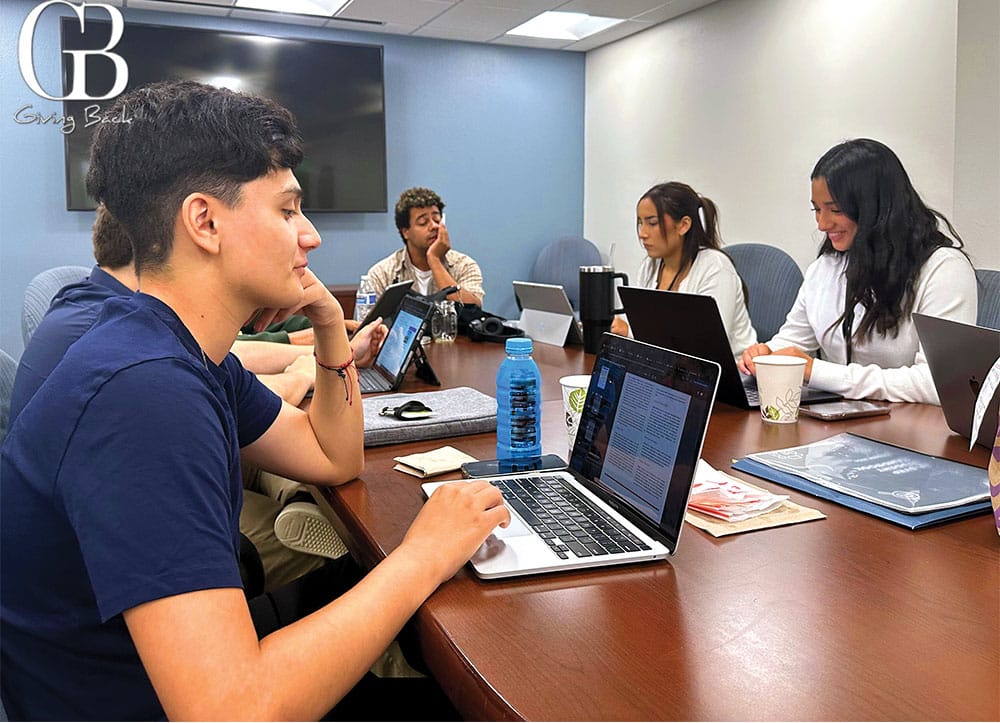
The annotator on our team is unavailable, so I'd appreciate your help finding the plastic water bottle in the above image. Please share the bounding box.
[496,337,542,459]
[354,275,377,323]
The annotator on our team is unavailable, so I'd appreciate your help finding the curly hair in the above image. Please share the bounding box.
[394,187,445,242]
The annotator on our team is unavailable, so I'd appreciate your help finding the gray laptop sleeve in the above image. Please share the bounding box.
[363,387,498,447]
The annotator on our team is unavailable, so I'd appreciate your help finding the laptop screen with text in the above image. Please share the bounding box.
[569,334,718,544]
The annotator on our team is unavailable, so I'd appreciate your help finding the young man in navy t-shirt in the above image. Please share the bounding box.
[0,80,509,720]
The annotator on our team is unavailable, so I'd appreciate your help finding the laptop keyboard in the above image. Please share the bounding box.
[492,475,651,559]
[358,368,390,393]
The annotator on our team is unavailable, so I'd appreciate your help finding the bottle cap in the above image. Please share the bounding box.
[505,337,532,354]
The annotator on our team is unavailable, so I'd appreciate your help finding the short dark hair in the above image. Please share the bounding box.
[394,187,445,243]
[85,80,303,274]
[92,204,133,269]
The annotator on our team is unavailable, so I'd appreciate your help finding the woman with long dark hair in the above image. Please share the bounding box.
[739,139,977,403]
[613,181,757,356]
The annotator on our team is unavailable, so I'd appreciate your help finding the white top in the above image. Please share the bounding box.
[768,246,977,404]
[635,248,758,356]
[412,267,434,296]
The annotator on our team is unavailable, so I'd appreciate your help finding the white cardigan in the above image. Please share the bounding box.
[635,248,758,356]
[768,246,977,404]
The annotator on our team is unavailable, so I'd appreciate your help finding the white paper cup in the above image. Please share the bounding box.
[754,355,807,423]
[559,374,591,449]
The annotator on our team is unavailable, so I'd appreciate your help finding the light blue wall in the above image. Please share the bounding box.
[0,1,585,358]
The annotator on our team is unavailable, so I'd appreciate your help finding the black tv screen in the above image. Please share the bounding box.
[61,19,387,213]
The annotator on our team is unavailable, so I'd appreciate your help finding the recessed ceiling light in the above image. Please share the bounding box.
[506,11,624,41]
[234,0,349,17]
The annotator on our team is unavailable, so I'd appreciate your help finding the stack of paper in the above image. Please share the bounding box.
[688,462,788,522]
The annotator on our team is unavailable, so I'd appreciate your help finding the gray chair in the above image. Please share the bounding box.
[725,243,804,343]
[530,236,603,311]
[1,348,17,445]
[975,268,1000,330]
[21,265,91,345]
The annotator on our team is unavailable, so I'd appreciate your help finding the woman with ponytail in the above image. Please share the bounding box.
[612,181,757,356]
[739,139,977,404]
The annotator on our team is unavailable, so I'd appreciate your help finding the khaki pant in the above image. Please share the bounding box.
[241,467,325,592]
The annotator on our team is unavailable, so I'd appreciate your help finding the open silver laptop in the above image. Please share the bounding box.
[619,286,841,410]
[358,294,433,394]
[423,333,720,579]
[513,280,584,347]
[913,312,1000,449]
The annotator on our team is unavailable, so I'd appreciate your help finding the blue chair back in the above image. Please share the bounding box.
[976,268,1000,330]
[21,265,91,345]
[725,243,803,343]
[530,236,603,311]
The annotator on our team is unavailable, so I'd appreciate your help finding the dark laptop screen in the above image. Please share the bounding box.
[570,334,719,543]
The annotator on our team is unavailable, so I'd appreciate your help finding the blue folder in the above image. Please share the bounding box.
[731,457,992,530]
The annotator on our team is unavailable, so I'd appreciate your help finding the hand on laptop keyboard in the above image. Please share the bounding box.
[402,480,511,582]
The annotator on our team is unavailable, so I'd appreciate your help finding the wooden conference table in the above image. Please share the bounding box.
[316,338,999,721]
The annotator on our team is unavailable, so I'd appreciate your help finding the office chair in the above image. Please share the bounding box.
[530,236,603,311]
[21,265,91,345]
[975,268,1000,330]
[1,348,17,446]
[725,243,803,343]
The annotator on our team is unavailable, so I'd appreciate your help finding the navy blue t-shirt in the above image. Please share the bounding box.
[0,293,281,720]
[10,265,133,422]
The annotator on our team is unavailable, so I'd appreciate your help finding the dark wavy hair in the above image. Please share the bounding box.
[639,181,725,290]
[91,204,133,269]
[86,80,303,275]
[812,139,968,342]
[394,187,445,243]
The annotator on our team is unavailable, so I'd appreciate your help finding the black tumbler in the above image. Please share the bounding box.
[579,265,628,354]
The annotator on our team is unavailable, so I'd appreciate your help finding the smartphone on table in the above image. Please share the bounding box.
[461,454,566,478]
[799,400,891,421]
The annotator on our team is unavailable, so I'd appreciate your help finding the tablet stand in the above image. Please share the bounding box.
[412,343,441,386]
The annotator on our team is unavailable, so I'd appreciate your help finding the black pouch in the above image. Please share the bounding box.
[457,304,524,343]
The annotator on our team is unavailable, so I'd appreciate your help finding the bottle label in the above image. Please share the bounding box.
[507,377,538,447]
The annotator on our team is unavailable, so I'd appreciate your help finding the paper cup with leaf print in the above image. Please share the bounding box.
[559,375,591,449]
[754,356,807,423]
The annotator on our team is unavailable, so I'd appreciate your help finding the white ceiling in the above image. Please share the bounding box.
[116,0,717,51]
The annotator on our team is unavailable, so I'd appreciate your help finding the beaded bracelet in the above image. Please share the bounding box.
[314,348,356,404]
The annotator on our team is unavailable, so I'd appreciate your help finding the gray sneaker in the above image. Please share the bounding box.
[274,501,349,560]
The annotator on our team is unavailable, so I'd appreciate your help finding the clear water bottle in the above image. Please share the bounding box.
[431,300,457,343]
[354,274,377,323]
[496,337,542,459]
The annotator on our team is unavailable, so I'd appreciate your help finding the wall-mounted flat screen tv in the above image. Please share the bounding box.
[61,19,387,213]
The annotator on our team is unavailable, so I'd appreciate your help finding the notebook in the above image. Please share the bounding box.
[358,294,433,395]
[913,312,1000,449]
[619,286,841,410]
[356,279,413,331]
[512,280,584,347]
[422,332,720,579]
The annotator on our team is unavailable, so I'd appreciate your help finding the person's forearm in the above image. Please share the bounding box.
[427,257,479,304]
[255,372,312,406]
[309,320,364,480]
[231,339,312,374]
[135,545,445,721]
[254,545,443,719]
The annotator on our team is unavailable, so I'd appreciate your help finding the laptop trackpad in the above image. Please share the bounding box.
[492,510,533,539]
